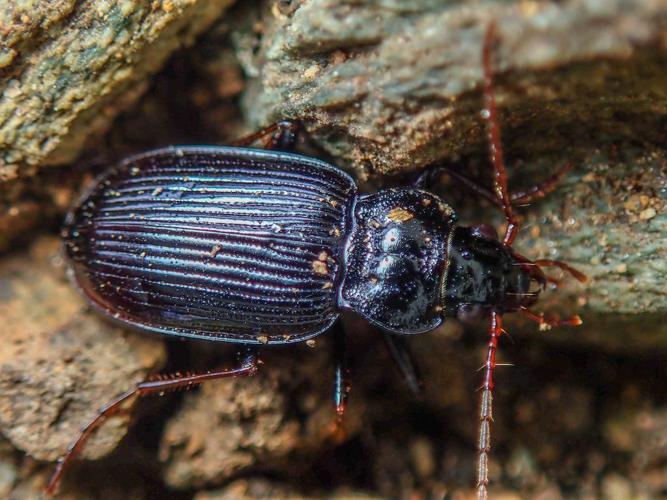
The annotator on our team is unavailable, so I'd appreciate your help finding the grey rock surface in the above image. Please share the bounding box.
[0,0,235,178]
[517,144,667,316]
[236,0,667,178]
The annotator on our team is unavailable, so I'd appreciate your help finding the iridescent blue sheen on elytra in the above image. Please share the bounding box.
[64,146,355,344]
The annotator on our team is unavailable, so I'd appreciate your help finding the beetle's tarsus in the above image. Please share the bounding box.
[332,323,351,422]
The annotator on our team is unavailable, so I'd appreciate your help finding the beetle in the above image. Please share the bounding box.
[47,24,586,498]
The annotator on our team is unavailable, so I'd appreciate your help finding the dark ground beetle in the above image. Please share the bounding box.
[47,25,586,498]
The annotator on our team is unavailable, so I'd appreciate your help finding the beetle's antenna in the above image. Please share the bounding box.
[533,259,589,283]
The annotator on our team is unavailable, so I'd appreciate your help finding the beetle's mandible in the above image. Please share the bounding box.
[46,24,586,498]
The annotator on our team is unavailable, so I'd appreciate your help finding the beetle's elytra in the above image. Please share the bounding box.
[47,24,585,499]
[65,147,355,344]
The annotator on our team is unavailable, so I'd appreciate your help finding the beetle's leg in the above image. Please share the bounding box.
[481,23,519,246]
[510,163,573,205]
[414,165,447,190]
[382,332,424,396]
[477,311,503,500]
[533,259,588,283]
[417,162,572,211]
[45,349,259,496]
[415,165,504,208]
[230,120,300,151]
[332,324,350,422]
[520,307,583,330]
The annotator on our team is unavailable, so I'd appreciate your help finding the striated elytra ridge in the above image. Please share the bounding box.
[64,146,460,344]
[64,147,356,344]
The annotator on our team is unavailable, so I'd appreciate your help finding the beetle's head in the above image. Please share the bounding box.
[442,224,543,322]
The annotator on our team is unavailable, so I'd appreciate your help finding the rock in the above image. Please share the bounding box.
[0,440,17,499]
[159,340,363,489]
[0,236,166,462]
[0,432,166,499]
[0,0,236,178]
[516,144,667,316]
[604,406,667,496]
[234,0,667,178]
[0,168,80,253]
[0,1,666,498]
[225,0,667,318]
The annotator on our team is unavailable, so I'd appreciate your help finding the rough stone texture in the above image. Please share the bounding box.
[604,407,667,495]
[0,166,79,253]
[2,0,666,313]
[352,326,667,499]
[516,144,667,316]
[226,0,667,316]
[159,341,364,489]
[0,0,235,177]
[235,0,667,178]
[0,433,171,499]
[0,236,166,461]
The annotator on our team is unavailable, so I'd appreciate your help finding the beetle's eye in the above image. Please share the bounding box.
[470,223,498,241]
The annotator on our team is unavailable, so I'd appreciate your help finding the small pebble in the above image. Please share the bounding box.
[638,207,656,221]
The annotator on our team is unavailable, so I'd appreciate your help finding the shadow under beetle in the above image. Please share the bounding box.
[48,24,587,498]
